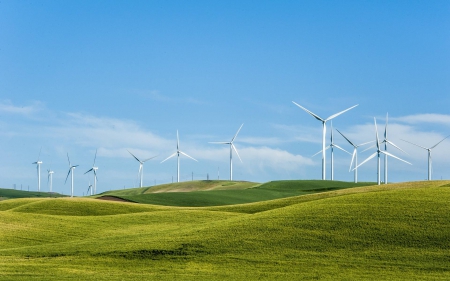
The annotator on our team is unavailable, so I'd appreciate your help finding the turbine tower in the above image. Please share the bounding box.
[380,113,406,184]
[209,124,244,181]
[65,153,79,197]
[292,101,358,180]
[84,149,99,194]
[336,129,372,183]
[127,150,157,188]
[32,148,43,191]
[47,169,54,192]
[401,135,449,181]
[312,121,351,180]
[354,118,411,185]
[161,130,197,182]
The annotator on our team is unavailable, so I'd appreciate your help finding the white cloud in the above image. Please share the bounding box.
[393,113,450,126]
[0,100,43,115]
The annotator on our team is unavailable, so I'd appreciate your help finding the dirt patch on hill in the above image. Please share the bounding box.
[97,196,135,203]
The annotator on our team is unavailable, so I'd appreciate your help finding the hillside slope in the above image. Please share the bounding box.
[0,180,448,280]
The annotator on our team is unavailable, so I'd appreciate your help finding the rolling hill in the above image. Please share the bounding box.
[98,180,375,207]
[0,180,449,280]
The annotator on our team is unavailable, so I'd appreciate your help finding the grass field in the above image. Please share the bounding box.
[0,180,449,280]
[0,188,66,201]
[99,180,375,206]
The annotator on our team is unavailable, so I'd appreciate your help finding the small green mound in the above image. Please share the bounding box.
[0,188,66,199]
[8,198,166,216]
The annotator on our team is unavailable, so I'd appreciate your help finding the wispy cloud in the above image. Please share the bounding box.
[0,100,43,115]
[393,114,450,126]
[138,90,206,105]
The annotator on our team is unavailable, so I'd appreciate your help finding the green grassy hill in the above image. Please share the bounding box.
[0,180,449,280]
[100,180,375,207]
[0,188,66,201]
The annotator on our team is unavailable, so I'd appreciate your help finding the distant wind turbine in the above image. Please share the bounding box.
[127,150,157,188]
[65,153,79,197]
[161,130,197,183]
[209,124,244,181]
[292,101,358,180]
[380,113,407,184]
[354,118,411,185]
[84,149,99,194]
[86,182,92,196]
[312,121,351,180]
[32,148,43,191]
[47,169,54,192]
[336,129,372,183]
[401,135,449,181]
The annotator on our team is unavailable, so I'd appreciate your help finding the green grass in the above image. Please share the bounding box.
[0,188,66,201]
[102,180,375,207]
[0,180,449,280]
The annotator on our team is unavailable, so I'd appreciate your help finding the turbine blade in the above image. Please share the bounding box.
[65,169,71,184]
[349,149,357,171]
[430,135,450,149]
[384,112,388,139]
[401,139,428,150]
[357,140,373,147]
[232,144,243,163]
[231,123,244,142]
[336,129,355,147]
[361,144,376,153]
[209,142,230,144]
[127,150,142,163]
[93,149,98,166]
[37,147,42,161]
[143,155,158,162]
[380,151,411,165]
[312,146,331,157]
[374,118,380,150]
[292,101,325,122]
[353,152,377,171]
[326,104,358,121]
[386,140,407,154]
[333,144,351,155]
[161,152,177,163]
[177,130,180,150]
[179,151,198,162]
[67,153,71,167]
[84,168,93,174]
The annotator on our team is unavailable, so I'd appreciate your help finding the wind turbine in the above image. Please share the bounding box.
[84,149,99,194]
[161,130,198,182]
[354,118,411,185]
[86,182,92,196]
[209,124,244,181]
[127,150,157,188]
[47,169,54,192]
[380,113,407,184]
[336,129,372,183]
[312,121,351,180]
[32,148,43,191]
[401,135,449,181]
[292,101,358,180]
[65,153,79,197]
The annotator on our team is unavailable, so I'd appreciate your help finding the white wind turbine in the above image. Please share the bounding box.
[161,130,198,183]
[47,169,54,192]
[65,153,79,197]
[32,148,43,191]
[127,150,157,188]
[335,129,372,183]
[380,113,407,184]
[354,118,411,185]
[312,121,351,180]
[209,124,244,181]
[84,149,99,194]
[86,182,93,196]
[401,135,449,181]
[292,101,358,180]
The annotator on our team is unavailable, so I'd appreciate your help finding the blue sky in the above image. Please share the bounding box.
[1,1,449,195]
